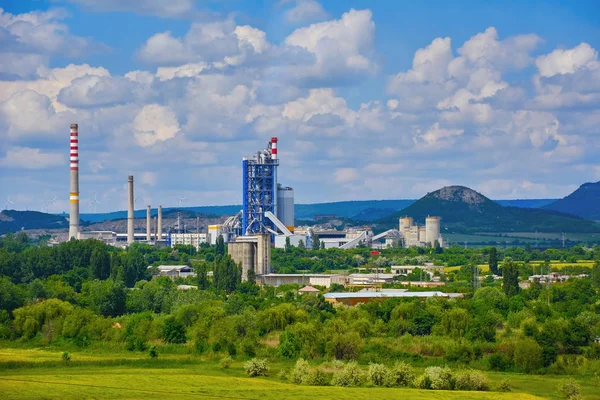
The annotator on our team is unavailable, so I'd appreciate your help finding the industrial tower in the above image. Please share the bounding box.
[242,137,279,235]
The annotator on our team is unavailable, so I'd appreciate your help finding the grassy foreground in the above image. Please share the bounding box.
[1,347,599,400]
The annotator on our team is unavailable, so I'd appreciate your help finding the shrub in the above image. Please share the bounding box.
[62,351,71,363]
[327,332,361,360]
[558,379,582,400]
[331,361,364,387]
[418,366,454,390]
[513,338,542,373]
[498,379,512,392]
[220,356,233,369]
[148,345,158,358]
[244,358,268,377]
[162,316,186,344]
[454,370,489,391]
[291,358,310,384]
[303,368,328,386]
[488,353,513,371]
[277,368,289,381]
[386,361,415,387]
[367,363,388,386]
[445,342,474,364]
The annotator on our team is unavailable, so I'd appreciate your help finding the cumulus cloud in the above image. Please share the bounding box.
[133,104,180,147]
[334,167,358,183]
[0,8,101,77]
[536,43,598,77]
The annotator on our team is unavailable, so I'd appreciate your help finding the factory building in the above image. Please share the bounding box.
[399,216,443,247]
[227,234,271,281]
[169,233,207,249]
[276,185,294,233]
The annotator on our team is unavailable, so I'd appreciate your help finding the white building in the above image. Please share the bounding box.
[169,233,207,249]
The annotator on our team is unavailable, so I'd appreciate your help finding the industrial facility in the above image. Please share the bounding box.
[399,216,443,247]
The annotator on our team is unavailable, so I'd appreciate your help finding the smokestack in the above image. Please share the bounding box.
[157,205,162,241]
[146,205,151,241]
[271,137,278,160]
[177,212,181,234]
[127,176,134,245]
[154,216,157,242]
[68,124,80,240]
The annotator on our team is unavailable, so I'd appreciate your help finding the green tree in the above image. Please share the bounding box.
[312,235,320,251]
[285,237,292,253]
[215,235,225,257]
[502,257,520,297]
[197,262,209,290]
[162,316,187,344]
[123,249,147,287]
[90,247,110,280]
[489,247,498,275]
[82,279,127,317]
[247,267,256,285]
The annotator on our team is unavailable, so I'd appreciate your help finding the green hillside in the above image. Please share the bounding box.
[544,181,600,221]
[0,210,68,235]
[376,186,600,234]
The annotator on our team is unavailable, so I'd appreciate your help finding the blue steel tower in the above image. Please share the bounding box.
[242,137,279,235]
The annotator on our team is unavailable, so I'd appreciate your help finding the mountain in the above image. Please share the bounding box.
[543,181,600,221]
[352,208,399,221]
[495,199,557,208]
[376,186,600,234]
[0,210,69,235]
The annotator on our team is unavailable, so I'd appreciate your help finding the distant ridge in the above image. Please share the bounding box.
[544,181,600,221]
[0,210,68,235]
[376,185,600,233]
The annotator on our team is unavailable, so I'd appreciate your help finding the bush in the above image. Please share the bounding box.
[278,368,289,381]
[304,368,328,386]
[454,370,489,391]
[220,356,233,369]
[291,358,310,384]
[558,379,582,400]
[148,345,158,358]
[367,363,388,386]
[513,338,542,373]
[498,379,512,392]
[244,358,268,377]
[62,351,71,363]
[418,366,454,390]
[386,361,415,387]
[445,342,474,364]
[162,316,186,344]
[331,361,364,387]
[488,353,513,371]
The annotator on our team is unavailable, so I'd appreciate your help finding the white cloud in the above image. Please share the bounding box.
[133,104,180,147]
[414,122,463,149]
[285,0,328,24]
[284,9,377,82]
[1,146,64,169]
[334,167,358,183]
[536,43,598,77]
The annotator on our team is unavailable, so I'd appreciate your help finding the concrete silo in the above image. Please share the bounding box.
[425,216,441,246]
[399,217,413,233]
[419,227,427,243]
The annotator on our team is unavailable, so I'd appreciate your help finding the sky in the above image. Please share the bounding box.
[0,0,599,213]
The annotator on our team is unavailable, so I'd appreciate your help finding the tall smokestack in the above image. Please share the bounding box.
[127,176,134,245]
[146,205,151,241]
[157,205,163,242]
[68,124,80,240]
[271,137,278,160]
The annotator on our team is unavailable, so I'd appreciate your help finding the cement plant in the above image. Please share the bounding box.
[64,123,445,283]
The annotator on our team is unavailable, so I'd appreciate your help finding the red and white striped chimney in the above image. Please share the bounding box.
[68,123,80,240]
[271,136,278,160]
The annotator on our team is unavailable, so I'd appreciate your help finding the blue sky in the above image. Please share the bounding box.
[0,0,599,213]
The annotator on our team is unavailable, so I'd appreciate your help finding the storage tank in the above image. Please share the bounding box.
[425,216,441,246]
[399,217,413,233]
[208,224,222,245]
[418,227,427,243]
[276,185,294,233]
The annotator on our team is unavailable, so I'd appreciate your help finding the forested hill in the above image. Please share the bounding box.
[376,186,600,233]
[0,210,68,235]
[543,181,600,221]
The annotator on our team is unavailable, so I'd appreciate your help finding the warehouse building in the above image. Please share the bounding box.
[324,291,463,306]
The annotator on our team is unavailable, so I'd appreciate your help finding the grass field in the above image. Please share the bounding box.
[444,232,600,247]
[444,260,596,273]
[1,347,599,400]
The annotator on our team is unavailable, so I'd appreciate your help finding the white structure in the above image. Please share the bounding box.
[261,273,346,288]
[153,265,195,278]
[425,216,441,246]
[78,231,117,245]
[348,273,397,285]
[170,233,207,249]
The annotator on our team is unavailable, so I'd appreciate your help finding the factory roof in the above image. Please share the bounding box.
[262,273,343,277]
[153,265,192,272]
[323,291,463,299]
[299,286,321,293]
[349,273,397,279]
